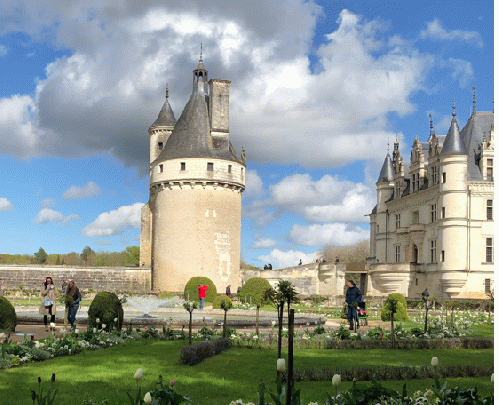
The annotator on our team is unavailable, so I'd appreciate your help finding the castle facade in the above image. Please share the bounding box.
[140,57,246,292]
[367,103,494,299]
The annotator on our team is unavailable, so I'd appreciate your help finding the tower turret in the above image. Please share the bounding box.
[148,84,176,164]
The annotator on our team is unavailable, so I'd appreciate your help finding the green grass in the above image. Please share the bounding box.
[0,340,493,405]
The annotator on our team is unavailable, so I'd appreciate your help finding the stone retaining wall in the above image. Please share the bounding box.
[0,265,151,292]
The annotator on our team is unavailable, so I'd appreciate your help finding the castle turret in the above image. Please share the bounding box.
[438,102,468,296]
[145,56,245,292]
[148,84,176,164]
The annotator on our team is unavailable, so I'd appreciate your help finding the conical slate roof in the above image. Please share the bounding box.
[441,105,466,156]
[150,99,176,128]
[377,153,395,183]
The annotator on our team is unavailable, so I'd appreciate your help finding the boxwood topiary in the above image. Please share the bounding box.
[0,296,16,332]
[212,295,233,310]
[183,277,217,303]
[88,292,124,331]
[381,293,409,321]
[239,277,272,307]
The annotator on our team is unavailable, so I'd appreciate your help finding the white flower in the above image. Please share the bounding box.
[74,329,79,334]
[144,392,152,404]
[134,368,143,381]
[332,374,341,387]
[0,333,5,339]
[271,321,276,326]
[93,328,97,333]
[102,324,106,329]
[114,318,118,322]
[61,328,66,334]
[431,357,439,366]
[96,318,100,323]
[277,358,286,372]
[34,341,40,349]
[50,322,56,328]
[253,335,259,340]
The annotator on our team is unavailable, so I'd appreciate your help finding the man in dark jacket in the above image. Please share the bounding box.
[345,280,363,330]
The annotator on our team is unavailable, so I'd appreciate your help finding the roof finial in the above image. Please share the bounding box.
[452,100,456,117]
[165,83,169,99]
[200,42,203,62]
[387,136,390,153]
[429,113,434,134]
[472,87,476,114]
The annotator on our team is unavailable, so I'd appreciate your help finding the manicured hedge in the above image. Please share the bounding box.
[239,277,271,306]
[183,277,217,303]
[0,296,16,332]
[179,338,231,366]
[212,295,233,310]
[381,293,409,321]
[88,292,124,331]
[323,337,494,350]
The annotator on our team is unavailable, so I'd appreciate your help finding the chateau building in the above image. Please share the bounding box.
[367,102,494,299]
[140,57,246,292]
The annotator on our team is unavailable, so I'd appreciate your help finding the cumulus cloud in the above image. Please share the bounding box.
[0,197,14,211]
[0,4,434,173]
[81,202,143,237]
[34,198,79,224]
[40,198,56,209]
[63,181,102,200]
[244,170,264,199]
[252,237,277,249]
[288,223,370,247]
[443,58,474,88]
[0,45,7,57]
[258,249,319,268]
[420,19,483,47]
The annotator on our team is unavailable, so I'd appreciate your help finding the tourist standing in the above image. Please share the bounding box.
[198,284,209,309]
[345,280,362,330]
[39,277,57,332]
[65,280,82,332]
[225,285,231,298]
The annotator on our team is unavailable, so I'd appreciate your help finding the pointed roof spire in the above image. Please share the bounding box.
[441,101,467,156]
[429,113,434,136]
[195,42,206,72]
[150,82,176,128]
[377,153,395,183]
[472,87,476,114]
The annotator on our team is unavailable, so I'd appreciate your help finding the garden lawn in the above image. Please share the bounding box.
[0,340,493,405]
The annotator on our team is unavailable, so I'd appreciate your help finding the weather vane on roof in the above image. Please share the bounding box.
[472,87,476,114]
[200,43,203,61]
[165,83,169,99]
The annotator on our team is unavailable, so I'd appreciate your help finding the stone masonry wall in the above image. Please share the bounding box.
[0,265,151,292]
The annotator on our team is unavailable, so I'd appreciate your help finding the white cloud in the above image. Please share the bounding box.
[288,223,370,247]
[0,45,7,57]
[33,208,64,224]
[258,249,319,268]
[252,237,277,249]
[81,202,143,237]
[63,214,80,225]
[0,198,14,211]
[0,5,433,173]
[444,58,474,88]
[40,198,56,209]
[63,181,102,200]
[420,19,483,47]
[244,170,264,199]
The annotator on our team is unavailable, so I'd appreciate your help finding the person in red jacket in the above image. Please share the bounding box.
[198,284,209,309]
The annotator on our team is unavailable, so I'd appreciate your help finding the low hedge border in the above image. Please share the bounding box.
[179,338,231,366]
[289,364,494,382]
[323,337,493,350]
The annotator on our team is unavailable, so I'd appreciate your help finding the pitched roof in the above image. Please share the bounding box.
[150,99,176,128]
[377,154,395,183]
[441,106,466,156]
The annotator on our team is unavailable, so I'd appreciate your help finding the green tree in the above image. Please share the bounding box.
[125,246,140,265]
[240,277,272,334]
[81,246,95,266]
[33,248,48,264]
[55,254,61,265]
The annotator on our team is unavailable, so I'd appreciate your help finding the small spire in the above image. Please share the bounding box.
[200,42,203,62]
[429,113,434,135]
[165,83,169,99]
[452,100,456,117]
[387,136,390,153]
[472,87,476,114]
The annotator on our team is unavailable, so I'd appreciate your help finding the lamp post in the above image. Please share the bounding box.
[286,309,294,405]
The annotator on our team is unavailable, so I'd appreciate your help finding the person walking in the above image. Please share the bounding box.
[39,277,57,332]
[345,280,363,330]
[225,285,231,298]
[198,284,209,309]
[65,280,82,332]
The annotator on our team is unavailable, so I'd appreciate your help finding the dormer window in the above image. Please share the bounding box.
[207,162,214,171]
[180,162,186,171]
[159,164,163,173]
[158,142,163,150]
[228,165,232,173]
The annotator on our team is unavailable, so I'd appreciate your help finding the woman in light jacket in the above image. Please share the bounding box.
[39,277,57,331]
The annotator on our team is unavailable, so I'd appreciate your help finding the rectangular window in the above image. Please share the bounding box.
[159,164,163,173]
[430,240,437,263]
[441,207,445,219]
[430,204,437,223]
[487,167,493,181]
[158,142,163,150]
[395,245,400,263]
[412,211,419,224]
[432,166,438,184]
[180,162,186,171]
[415,278,419,286]
[486,238,493,263]
[411,174,416,192]
[442,172,446,183]
[228,165,232,173]
[395,214,400,229]
[485,279,491,294]
[487,200,493,220]
[207,162,214,171]
[441,250,445,262]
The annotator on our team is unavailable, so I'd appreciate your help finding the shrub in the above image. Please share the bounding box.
[183,277,217,303]
[381,293,409,321]
[179,338,231,366]
[88,292,124,331]
[158,292,175,299]
[0,296,16,332]
[213,295,233,310]
[239,277,272,307]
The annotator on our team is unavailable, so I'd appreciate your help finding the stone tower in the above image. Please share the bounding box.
[140,56,246,293]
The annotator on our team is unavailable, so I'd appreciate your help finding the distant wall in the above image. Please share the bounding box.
[0,265,151,292]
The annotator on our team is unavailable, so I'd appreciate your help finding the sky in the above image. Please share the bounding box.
[0,0,494,268]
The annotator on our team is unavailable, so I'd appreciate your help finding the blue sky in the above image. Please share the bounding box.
[0,0,494,268]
